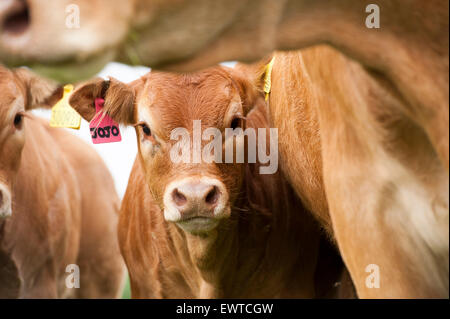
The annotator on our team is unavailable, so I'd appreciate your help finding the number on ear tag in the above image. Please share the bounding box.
[89,98,122,144]
[50,84,81,129]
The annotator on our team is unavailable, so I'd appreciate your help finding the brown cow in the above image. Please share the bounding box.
[0,65,125,298]
[68,67,354,298]
[1,1,447,112]
[239,46,449,298]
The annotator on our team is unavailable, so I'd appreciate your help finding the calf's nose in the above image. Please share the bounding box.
[164,177,228,221]
[172,182,220,217]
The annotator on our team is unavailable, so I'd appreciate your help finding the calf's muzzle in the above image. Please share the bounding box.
[163,176,230,233]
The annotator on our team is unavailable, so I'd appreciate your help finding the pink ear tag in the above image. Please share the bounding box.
[89,98,122,144]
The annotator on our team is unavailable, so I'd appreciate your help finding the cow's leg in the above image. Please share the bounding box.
[74,251,125,299]
[19,265,59,298]
[321,145,448,298]
[0,250,21,298]
[307,46,449,298]
[74,198,125,298]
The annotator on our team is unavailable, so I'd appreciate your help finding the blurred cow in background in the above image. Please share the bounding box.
[1,1,448,139]
[0,0,446,170]
[0,65,125,298]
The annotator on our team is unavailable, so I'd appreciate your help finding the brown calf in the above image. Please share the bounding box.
[69,67,353,298]
[0,66,125,298]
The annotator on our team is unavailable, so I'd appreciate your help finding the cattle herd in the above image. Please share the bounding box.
[0,0,448,299]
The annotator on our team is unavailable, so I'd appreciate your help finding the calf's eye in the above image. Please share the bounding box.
[230,117,243,130]
[142,124,152,136]
[14,113,24,129]
[135,122,157,145]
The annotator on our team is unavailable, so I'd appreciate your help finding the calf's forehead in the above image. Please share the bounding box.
[138,69,237,135]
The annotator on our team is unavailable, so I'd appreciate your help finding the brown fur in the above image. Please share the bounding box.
[70,67,354,298]
[255,47,449,298]
[0,66,125,298]
[1,0,446,299]
[1,1,447,168]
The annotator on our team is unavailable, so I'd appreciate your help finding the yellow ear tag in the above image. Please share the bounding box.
[49,84,81,130]
[263,57,275,101]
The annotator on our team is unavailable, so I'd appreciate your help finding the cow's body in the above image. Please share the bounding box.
[265,46,449,298]
[0,116,125,298]
[0,66,125,298]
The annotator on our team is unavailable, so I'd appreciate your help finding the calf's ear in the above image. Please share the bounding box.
[230,54,273,114]
[14,68,64,110]
[69,77,136,125]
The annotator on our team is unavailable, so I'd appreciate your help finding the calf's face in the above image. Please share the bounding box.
[0,66,62,218]
[70,67,261,234]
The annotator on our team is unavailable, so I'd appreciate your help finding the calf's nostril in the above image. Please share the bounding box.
[2,0,30,36]
[172,188,187,207]
[205,186,219,206]
[0,191,3,207]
